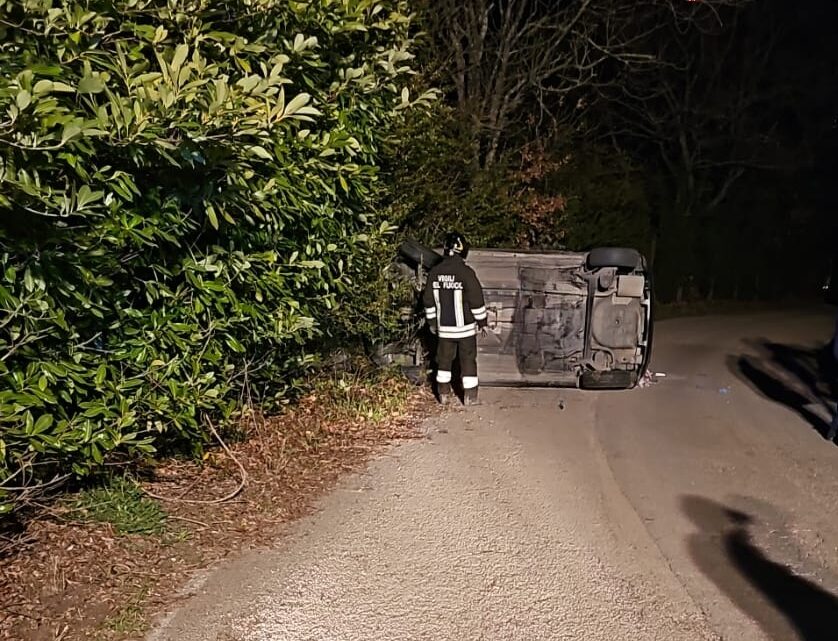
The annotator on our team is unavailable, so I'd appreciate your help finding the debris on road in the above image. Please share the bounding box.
[636,371,675,388]
[637,371,666,388]
[637,372,655,388]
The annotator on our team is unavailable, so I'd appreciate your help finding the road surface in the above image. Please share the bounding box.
[148,310,838,641]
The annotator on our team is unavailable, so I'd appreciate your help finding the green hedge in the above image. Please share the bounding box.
[0,0,433,513]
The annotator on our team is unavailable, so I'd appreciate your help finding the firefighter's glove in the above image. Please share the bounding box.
[428,320,438,335]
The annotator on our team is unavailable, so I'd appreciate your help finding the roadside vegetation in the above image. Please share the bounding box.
[0,0,432,516]
[1,363,426,640]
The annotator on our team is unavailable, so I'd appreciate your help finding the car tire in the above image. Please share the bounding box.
[587,247,641,271]
[398,239,443,269]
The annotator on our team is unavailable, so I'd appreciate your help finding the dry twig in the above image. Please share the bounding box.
[142,419,247,505]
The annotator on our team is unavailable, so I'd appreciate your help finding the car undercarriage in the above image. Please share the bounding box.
[377,240,654,390]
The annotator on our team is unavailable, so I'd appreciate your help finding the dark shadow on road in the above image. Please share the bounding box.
[727,338,836,441]
[683,495,838,641]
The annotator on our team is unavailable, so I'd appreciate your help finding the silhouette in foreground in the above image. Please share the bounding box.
[728,339,836,442]
[682,495,838,641]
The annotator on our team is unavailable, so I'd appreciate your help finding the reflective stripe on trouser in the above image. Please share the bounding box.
[436,370,452,384]
[462,376,478,389]
[435,335,478,384]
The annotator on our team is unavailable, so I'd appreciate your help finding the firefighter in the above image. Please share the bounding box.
[422,231,488,405]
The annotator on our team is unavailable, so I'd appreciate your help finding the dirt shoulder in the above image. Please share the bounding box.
[0,372,433,641]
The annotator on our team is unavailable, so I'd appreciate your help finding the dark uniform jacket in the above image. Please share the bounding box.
[422,254,487,339]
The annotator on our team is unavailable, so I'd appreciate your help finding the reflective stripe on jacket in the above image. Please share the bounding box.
[422,254,487,339]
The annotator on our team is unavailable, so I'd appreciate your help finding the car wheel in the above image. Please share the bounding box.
[398,239,443,270]
[586,247,641,271]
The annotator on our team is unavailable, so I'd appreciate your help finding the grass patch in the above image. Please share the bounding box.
[69,477,167,536]
[161,527,191,546]
[97,582,152,639]
[312,365,416,424]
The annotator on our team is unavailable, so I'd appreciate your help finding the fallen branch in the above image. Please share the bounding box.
[167,515,209,528]
[142,419,247,505]
[0,473,72,493]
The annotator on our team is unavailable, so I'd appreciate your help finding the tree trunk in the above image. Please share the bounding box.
[648,230,658,268]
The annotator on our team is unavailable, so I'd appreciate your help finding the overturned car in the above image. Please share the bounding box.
[380,240,654,390]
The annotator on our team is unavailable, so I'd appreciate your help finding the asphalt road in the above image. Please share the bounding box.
[148,310,838,641]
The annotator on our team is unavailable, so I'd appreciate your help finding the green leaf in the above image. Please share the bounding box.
[89,443,103,464]
[291,105,322,118]
[78,75,106,94]
[61,122,82,144]
[32,414,54,435]
[52,81,76,93]
[33,80,54,95]
[225,337,245,353]
[153,25,168,44]
[16,90,31,110]
[171,44,189,73]
[283,92,311,117]
[95,364,107,386]
[77,185,104,209]
[276,87,285,115]
[236,75,261,93]
[206,203,219,230]
[249,145,273,160]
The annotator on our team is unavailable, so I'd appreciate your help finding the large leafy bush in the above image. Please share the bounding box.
[0,0,431,512]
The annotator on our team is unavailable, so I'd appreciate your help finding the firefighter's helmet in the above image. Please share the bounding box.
[443,231,470,259]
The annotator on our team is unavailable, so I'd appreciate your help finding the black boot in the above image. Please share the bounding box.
[438,382,452,405]
[463,386,480,406]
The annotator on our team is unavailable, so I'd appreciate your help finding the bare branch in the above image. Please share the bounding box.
[424,0,752,167]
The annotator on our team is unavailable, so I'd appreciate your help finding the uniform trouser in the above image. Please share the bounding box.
[436,335,478,390]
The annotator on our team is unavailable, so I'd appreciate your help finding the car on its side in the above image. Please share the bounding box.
[378,240,654,390]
